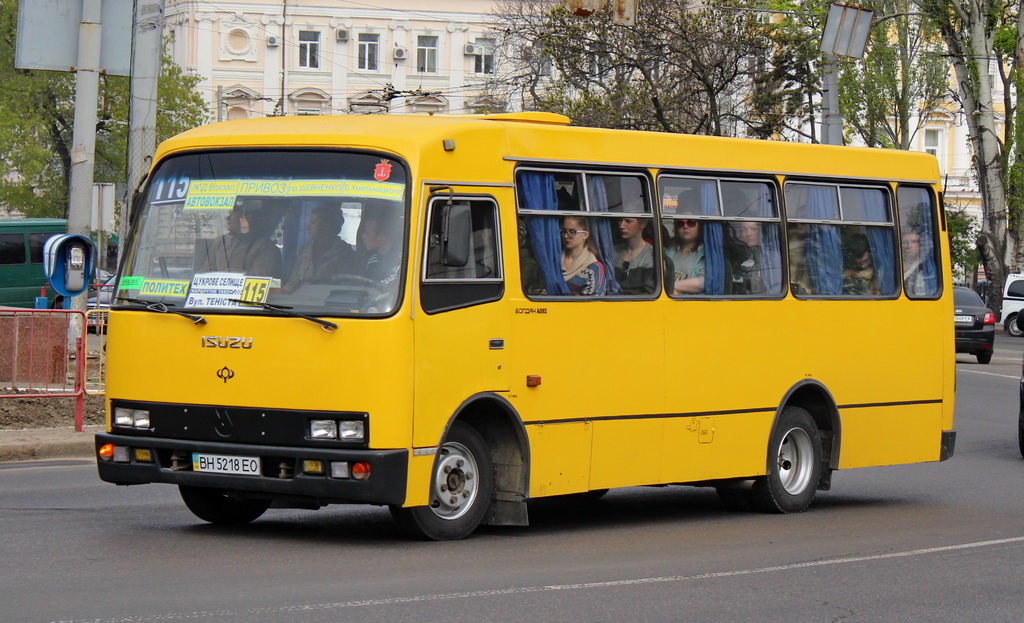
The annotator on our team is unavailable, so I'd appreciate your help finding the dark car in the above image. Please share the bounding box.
[954,286,995,364]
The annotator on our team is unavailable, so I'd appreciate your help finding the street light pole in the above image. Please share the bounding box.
[818,3,875,146]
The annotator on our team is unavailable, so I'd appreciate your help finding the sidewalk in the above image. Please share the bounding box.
[0,426,100,463]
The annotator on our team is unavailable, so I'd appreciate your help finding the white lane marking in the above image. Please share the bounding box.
[957,368,1019,380]
[50,535,1024,622]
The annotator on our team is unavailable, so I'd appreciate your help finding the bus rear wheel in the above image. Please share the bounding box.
[750,407,821,514]
[390,422,493,541]
[178,485,271,525]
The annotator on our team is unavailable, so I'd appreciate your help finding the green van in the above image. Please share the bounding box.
[0,219,68,307]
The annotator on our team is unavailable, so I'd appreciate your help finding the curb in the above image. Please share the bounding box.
[0,426,101,463]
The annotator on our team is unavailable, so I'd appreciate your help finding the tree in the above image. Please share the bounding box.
[0,1,209,219]
[912,0,1010,303]
[838,0,950,150]
[494,0,772,136]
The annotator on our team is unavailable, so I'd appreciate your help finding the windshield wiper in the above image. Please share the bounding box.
[227,299,337,332]
[118,297,207,325]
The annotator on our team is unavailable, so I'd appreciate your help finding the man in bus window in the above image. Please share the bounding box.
[282,205,357,293]
[359,206,401,290]
[842,235,878,296]
[902,230,927,296]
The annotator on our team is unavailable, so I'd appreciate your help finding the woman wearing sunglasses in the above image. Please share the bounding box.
[560,215,607,295]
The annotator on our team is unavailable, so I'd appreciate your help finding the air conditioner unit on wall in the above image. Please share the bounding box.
[266,35,279,47]
[394,46,407,60]
[464,44,477,55]
[336,29,349,42]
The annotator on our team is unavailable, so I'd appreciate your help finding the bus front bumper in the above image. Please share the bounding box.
[95,433,408,506]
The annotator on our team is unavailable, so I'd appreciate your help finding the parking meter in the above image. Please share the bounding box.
[43,234,96,298]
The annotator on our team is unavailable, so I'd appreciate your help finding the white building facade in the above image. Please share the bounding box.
[165,0,510,119]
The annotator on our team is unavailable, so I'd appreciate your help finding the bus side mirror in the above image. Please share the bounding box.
[43,234,97,297]
[441,203,471,267]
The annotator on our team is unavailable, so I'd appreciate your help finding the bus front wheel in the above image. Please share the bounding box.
[390,422,493,541]
[750,407,821,514]
[178,485,271,525]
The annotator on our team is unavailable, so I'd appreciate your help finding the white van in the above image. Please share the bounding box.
[1001,273,1024,336]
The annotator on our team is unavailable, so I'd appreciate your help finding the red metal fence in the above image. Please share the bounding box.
[0,308,88,431]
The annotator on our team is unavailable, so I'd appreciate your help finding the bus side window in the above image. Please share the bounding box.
[421,198,502,314]
[0,234,26,265]
[897,186,941,298]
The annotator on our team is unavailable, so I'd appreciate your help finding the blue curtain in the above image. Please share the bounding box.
[804,186,843,295]
[858,189,897,295]
[518,172,569,295]
[700,181,725,295]
[755,186,783,295]
[586,177,621,295]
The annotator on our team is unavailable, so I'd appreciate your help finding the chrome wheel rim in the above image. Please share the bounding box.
[429,442,479,520]
[775,426,814,495]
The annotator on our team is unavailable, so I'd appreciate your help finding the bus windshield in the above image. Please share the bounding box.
[119,150,407,317]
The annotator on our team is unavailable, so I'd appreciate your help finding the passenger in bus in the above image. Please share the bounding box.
[560,215,606,295]
[669,219,705,294]
[902,230,927,296]
[359,208,401,290]
[282,205,358,293]
[729,221,767,295]
[842,235,878,296]
[613,217,655,294]
[198,202,283,278]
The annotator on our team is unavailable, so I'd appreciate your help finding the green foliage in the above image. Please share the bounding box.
[945,206,979,278]
[0,1,209,218]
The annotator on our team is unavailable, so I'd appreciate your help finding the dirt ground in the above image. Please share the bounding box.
[0,393,105,430]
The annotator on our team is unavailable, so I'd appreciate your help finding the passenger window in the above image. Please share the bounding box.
[28,233,50,264]
[0,234,25,265]
[897,186,941,299]
[785,183,897,297]
[421,196,502,314]
[516,169,656,297]
[660,176,783,297]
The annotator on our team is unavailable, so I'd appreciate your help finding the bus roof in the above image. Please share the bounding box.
[155,114,940,184]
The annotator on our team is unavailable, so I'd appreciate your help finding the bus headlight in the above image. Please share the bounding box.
[339,420,365,441]
[114,407,150,429]
[310,420,338,439]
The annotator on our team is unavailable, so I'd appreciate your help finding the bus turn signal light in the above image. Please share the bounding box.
[98,444,115,460]
[526,375,541,387]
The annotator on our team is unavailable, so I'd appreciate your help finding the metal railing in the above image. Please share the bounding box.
[0,308,88,431]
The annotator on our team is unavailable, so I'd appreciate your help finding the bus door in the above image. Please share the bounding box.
[413,191,508,447]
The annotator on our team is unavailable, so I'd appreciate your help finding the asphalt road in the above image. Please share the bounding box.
[2,336,1023,623]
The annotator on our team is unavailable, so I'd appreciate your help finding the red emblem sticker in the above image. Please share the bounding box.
[374,159,393,182]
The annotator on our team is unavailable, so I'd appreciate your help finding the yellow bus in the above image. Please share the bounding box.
[95,113,954,540]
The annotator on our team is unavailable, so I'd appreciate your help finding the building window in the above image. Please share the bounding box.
[417,35,438,73]
[924,129,939,158]
[473,38,495,74]
[299,30,320,69]
[358,33,379,71]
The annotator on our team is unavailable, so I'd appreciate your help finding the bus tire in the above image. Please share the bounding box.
[750,407,821,514]
[178,485,271,525]
[1006,314,1024,337]
[390,422,493,541]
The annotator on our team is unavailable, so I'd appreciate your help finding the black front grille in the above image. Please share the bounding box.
[111,400,369,449]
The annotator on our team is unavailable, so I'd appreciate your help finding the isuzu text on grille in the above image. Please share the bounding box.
[201,336,254,349]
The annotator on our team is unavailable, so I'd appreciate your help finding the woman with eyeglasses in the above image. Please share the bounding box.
[560,215,606,295]
[669,218,705,294]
